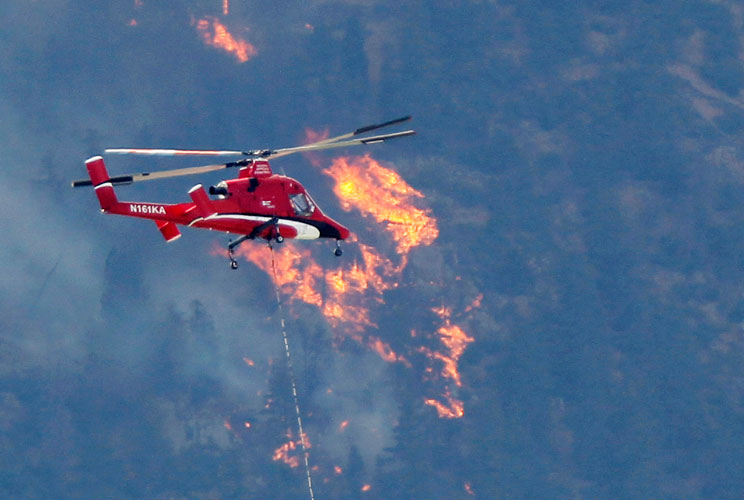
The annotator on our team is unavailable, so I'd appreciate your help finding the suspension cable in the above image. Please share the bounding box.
[270,245,316,500]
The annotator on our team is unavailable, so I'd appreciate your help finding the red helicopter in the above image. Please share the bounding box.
[73,116,415,269]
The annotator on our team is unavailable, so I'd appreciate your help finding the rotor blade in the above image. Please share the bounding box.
[71,175,134,188]
[269,129,416,159]
[354,115,411,136]
[309,115,412,147]
[71,160,247,188]
[104,116,412,158]
[105,148,247,157]
[73,118,414,187]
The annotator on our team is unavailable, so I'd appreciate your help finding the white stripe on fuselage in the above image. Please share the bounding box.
[189,214,321,240]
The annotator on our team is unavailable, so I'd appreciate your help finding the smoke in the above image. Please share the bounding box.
[1,1,482,495]
[312,350,400,473]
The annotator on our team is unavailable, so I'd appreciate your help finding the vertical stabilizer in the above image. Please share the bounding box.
[188,184,217,217]
[85,156,118,211]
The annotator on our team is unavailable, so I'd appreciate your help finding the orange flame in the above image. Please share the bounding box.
[338,420,349,432]
[464,293,483,313]
[425,390,465,419]
[419,305,474,418]
[420,323,474,387]
[236,242,412,367]
[368,336,410,366]
[237,244,323,308]
[465,482,475,495]
[272,429,310,468]
[228,150,474,418]
[195,16,256,63]
[334,465,343,475]
[361,484,372,492]
[223,0,229,16]
[325,154,438,255]
[432,305,451,319]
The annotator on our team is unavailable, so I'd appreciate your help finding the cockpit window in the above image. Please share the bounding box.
[290,192,315,216]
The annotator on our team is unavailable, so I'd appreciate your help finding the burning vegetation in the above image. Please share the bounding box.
[194,16,256,63]
[272,429,311,469]
[234,152,477,419]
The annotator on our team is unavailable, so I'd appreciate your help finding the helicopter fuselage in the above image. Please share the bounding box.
[86,156,350,244]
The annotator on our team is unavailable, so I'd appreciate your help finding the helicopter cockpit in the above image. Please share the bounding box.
[289,192,315,216]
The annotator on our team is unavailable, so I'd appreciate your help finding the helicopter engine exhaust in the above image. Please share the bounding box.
[209,184,229,197]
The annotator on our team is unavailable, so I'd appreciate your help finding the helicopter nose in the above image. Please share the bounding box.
[336,224,351,240]
[317,219,350,240]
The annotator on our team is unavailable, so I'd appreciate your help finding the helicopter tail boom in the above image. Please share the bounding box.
[83,157,185,244]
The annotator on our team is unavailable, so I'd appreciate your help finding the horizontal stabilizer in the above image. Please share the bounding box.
[156,220,181,242]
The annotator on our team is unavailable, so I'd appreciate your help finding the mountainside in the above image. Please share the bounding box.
[2,1,744,498]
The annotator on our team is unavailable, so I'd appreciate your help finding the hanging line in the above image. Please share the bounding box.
[270,245,316,500]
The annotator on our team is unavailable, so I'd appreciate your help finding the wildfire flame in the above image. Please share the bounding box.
[223,0,229,16]
[465,293,483,313]
[195,16,256,63]
[420,306,474,418]
[425,389,465,419]
[229,148,475,418]
[421,307,474,387]
[272,429,311,469]
[325,154,438,255]
[235,241,409,364]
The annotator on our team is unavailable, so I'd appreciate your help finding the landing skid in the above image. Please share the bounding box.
[228,235,247,269]
[227,226,343,269]
[227,217,282,270]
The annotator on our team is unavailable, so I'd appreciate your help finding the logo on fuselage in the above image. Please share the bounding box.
[130,204,166,215]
